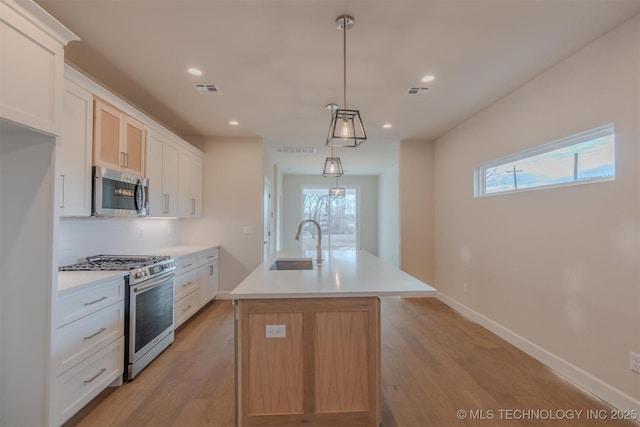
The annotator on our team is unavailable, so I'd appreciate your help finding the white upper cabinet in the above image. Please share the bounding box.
[57,78,93,217]
[0,0,78,135]
[146,129,179,217]
[178,149,203,218]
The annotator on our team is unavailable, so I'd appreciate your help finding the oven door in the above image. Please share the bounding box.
[128,272,174,364]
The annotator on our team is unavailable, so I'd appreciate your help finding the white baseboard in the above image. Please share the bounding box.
[436,292,640,417]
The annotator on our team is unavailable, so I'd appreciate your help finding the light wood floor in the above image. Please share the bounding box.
[65,297,635,427]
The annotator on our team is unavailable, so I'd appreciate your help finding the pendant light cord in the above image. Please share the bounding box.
[343,16,347,110]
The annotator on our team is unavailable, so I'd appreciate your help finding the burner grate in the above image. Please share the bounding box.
[59,255,170,271]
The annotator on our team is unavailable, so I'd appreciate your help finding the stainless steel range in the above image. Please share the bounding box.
[60,255,176,380]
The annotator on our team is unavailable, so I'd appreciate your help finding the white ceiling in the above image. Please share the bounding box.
[37,0,640,175]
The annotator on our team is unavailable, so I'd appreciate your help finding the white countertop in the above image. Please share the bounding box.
[57,244,219,293]
[230,250,437,299]
[58,270,127,294]
[145,244,219,259]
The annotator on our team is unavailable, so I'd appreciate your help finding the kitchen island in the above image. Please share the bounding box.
[230,250,436,427]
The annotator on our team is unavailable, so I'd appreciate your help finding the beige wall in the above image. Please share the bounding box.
[399,139,435,285]
[378,164,400,267]
[181,136,263,294]
[433,15,639,409]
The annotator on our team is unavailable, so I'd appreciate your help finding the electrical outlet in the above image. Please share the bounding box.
[631,352,640,374]
[265,325,286,339]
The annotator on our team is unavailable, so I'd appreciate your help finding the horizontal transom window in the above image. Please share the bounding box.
[475,123,615,197]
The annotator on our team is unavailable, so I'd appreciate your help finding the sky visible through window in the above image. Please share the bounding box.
[483,132,615,195]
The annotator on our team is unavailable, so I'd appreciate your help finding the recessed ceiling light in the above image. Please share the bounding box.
[229,120,239,126]
[187,67,202,76]
[382,123,392,129]
[421,74,435,83]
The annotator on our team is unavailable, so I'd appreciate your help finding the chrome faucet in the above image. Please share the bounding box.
[295,219,323,266]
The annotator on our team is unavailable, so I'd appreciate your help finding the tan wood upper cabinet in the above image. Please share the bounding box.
[93,96,145,176]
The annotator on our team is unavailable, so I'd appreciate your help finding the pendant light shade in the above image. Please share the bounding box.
[327,15,367,147]
[327,109,367,147]
[322,156,344,177]
[329,177,345,198]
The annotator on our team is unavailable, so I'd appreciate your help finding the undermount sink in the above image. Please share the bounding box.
[269,258,313,270]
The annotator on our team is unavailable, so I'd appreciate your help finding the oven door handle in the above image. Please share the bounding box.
[133,273,175,293]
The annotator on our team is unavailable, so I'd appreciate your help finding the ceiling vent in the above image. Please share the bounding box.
[405,87,431,97]
[274,146,317,155]
[193,84,220,95]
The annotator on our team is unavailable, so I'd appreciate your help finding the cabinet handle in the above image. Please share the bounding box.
[124,152,129,168]
[183,263,193,269]
[84,296,108,306]
[209,265,213,275]
[182,281,192,287]
[120,152,125,167]
[206,255,215,259]
[182,305,192,312]
[60,174,65,208]
[163,194,169,214]
[83,368,107,384]
[191,198,196,215]
[83,327,107,340]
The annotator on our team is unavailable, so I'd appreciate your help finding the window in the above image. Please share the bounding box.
[301,186,358,251]
[475,124,615,197]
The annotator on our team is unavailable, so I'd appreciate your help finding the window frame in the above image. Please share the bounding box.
[474,123,615,197]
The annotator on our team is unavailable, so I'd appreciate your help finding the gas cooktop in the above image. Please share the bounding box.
[59,255,171,271]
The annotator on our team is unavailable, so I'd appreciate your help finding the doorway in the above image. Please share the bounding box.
[301,186,358,251]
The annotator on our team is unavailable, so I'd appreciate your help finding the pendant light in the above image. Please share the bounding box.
[323,103,344,177]
[329,177,346,198]
[322,148,344,177]
[326,15,367,147]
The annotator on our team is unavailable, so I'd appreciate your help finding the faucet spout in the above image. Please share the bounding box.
[295,219,323,266]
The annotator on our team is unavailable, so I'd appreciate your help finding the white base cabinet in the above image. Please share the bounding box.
[53,277,125,426]
[173,247,219,328]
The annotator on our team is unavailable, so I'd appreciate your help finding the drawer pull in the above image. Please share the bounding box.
[83,327,107,340]
[182,281,192,287]
[182,305,192,312]
[83,368,107,384]
[183,263,193,268]
[207,255,215,259]
[84,296,108,306]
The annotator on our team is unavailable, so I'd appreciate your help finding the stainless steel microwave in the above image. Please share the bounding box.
[92,166,149,217]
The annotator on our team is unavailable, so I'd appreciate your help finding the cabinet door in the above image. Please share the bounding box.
[178,151,203,218]
[163,141,179,216]
[191,155,203,217]
[93,97,122,170]
[123,115,145,176]
[58,79,92,217]
[197,262,218,306]
[145,131,164,217]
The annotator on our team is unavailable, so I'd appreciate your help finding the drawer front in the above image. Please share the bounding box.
[174,289,201,329]
[55,301,124,376]
[176,253,199,272]
[174,269,199,301]
[198,247,218,264]
[56,337,124,426]
[58,279,124,327]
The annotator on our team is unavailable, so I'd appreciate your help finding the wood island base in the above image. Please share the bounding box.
[234,297,381,427]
